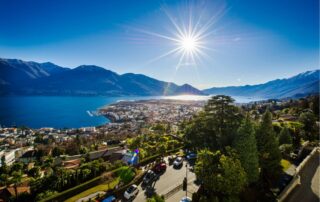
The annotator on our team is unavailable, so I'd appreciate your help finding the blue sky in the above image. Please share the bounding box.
[0,0,318,89]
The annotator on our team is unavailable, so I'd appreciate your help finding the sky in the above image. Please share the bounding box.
[0,0,318,89]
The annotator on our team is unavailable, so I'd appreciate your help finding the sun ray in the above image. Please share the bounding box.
[129,1,226,72]
[143,47,182,66]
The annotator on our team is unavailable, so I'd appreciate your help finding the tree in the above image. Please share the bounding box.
[299,112,318,141]
[146,194,165,202]
[279,127,292,145]
[52,147,64,157]
[185,95,243,151]
[233,116,260,184]
[0,155,9,174]
[11,170,22,201]
[29,166,41,179]
[0,173,10,186]
[11,162,24,173]
[195,149,247,200]
[256,110,282,186]
[310,95,319,117]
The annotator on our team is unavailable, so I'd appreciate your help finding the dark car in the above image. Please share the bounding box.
[153,162,167,173]
[186,153,197,160]
[143,170,157,184]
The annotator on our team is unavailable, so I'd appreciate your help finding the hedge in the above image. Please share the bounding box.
[137,146,184,166]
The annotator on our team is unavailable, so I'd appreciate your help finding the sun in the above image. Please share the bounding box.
[130,2,224,69]
[179,36,198,52]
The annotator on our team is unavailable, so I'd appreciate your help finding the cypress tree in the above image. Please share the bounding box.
[279,127,292,145]
[256,110,282,185]
[234,115,260,184]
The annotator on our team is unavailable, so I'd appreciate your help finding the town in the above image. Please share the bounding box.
[0,95,319,202]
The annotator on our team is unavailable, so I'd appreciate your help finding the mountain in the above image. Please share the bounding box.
[203,70,320,99]
[0,58,204,96]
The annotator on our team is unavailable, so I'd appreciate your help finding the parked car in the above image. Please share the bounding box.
[124,184,139,199]
[173,157,183,168]
[180,196,192,202]
[102,195,116,202]
[143,170,157,184]
[153,162,167,173]
[186,153,197,160]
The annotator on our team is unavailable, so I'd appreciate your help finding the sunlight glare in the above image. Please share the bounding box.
[180,36,198,52]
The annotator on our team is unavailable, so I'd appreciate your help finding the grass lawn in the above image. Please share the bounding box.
[281,159,292,171]
[64,178,119,202]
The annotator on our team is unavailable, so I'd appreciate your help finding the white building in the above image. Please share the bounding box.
[0,149,16,166]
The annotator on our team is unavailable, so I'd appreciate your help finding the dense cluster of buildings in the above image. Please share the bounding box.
[100,99,204,131]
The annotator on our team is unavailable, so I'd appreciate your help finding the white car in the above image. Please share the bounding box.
[180,196,192,202]
[173,157,183,167]
[123,184,139,199]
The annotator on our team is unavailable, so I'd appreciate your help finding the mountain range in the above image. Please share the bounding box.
[0,58,319,98]
[203,70,319,99]
[0,58,204,96]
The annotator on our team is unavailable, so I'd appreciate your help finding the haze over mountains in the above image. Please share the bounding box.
[0,58,319,98]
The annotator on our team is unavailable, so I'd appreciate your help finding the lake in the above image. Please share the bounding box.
[0,95,263,128]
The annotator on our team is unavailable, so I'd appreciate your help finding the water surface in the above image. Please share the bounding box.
[0,95,263,128]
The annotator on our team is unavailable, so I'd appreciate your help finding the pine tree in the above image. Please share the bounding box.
[279,127,292,145]
[234,115,260,184]
[195,149,247,200]
[256,110,282,185]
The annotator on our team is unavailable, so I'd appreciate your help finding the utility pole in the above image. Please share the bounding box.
[185,163,188,197]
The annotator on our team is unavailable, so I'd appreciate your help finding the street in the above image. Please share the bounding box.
[131,157,198,202]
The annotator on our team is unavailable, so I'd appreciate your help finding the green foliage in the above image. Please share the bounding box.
[279,144,293,158]
[127,133,182,159]
[116,166,135,184]
[28,166,41,178]
[279,127,292,145]
[35,190,58,201]
[195,149,247,199]
[0,173,10,186]
[146,194,165,202]
[299,111,318,141]
[234,116,259,184]
[52,147,65,157]
[256,111,282,185]
[185,95,243,151]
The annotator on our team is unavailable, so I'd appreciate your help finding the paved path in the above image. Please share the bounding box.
[285,150,320,202]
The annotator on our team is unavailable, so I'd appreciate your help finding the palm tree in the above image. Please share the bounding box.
[0,173,9,186]
[11,170,22,201]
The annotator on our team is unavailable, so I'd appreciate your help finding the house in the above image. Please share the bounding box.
[0,149,16,166]
[0,186,30,201]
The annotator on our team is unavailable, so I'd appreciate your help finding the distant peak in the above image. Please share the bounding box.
[180,83,193,88]
[75,65,105,70]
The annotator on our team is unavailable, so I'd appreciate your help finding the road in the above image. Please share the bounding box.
[132,157,198,202]
[285,150,320,202]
